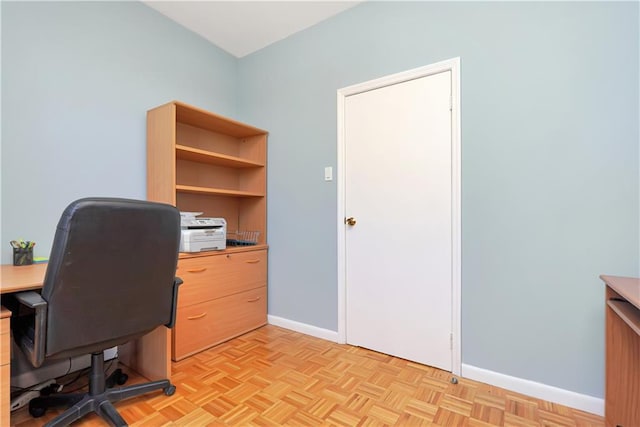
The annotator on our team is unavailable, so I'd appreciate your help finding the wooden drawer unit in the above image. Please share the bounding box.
[1,307,11,427]
[173,286,267,360]
[172,248,268,361]
[177,249,267,308]
[148,102,269,363]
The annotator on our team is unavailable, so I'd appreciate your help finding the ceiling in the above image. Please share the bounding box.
[143,1,363,58]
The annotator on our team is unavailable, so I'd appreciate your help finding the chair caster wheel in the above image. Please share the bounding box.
[107,368,129,388]
[164,385,176,396]
[451,377,458,384]
[116,371,129,385]
[28,402,46,418]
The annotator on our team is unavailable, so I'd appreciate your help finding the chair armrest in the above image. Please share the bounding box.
[15,291,47,309]
[14,291,48,367]
[165,277,183,329]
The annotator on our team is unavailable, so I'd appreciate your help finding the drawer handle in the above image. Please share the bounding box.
[187,312,207,320]
[247,297,261,302]
[245,259,261,264]
[187,268,207,273]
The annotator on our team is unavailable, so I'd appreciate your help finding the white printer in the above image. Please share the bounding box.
[179,212,226,252]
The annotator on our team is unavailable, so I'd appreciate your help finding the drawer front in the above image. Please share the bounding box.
[0,308,10,336]
[0,335,9,367]
[177,250,267,308]
[172,286,267,361]
[1,364,9,427]
[1,310,10,366]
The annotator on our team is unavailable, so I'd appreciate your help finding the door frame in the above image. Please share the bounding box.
[336,57,461,375]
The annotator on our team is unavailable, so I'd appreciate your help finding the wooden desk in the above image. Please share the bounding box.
[0,264,48,426]
[1,264,48,294]
[601,275,640,427]
[0,263,172,386]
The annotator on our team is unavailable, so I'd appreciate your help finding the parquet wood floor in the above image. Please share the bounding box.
[11,325,604,426]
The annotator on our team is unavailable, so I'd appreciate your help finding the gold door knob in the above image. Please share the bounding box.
[345,217,357,226]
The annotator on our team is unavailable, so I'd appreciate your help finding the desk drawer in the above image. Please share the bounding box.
[1,308,11,366]
[1,364,9,427]
[0,337,8,368]
[172,286,266,361]
[0,308,10,336]
[177,250,266,308]
[1,307,10,427]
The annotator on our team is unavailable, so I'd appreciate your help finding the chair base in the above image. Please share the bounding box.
[29,353,175,427]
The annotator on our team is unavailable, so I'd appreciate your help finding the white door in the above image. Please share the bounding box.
[344,70,453,371]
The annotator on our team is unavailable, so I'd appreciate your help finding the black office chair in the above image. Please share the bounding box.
[11,197,182,427]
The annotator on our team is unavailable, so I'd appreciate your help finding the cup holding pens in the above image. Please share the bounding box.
[10,240,35,266]
[13,247,34,266]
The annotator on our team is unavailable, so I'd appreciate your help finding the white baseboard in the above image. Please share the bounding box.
[461,363,604,416]
[267,315,339,342]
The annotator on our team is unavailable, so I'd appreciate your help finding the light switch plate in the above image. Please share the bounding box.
[324,166,333,181]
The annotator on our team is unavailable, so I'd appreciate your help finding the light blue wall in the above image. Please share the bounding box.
[1,1,238,264]
[0,2,3,259]
[2,0,638,402]
[237,1,639,398]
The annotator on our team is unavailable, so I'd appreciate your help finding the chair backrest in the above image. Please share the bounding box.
[41,197,180,358]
